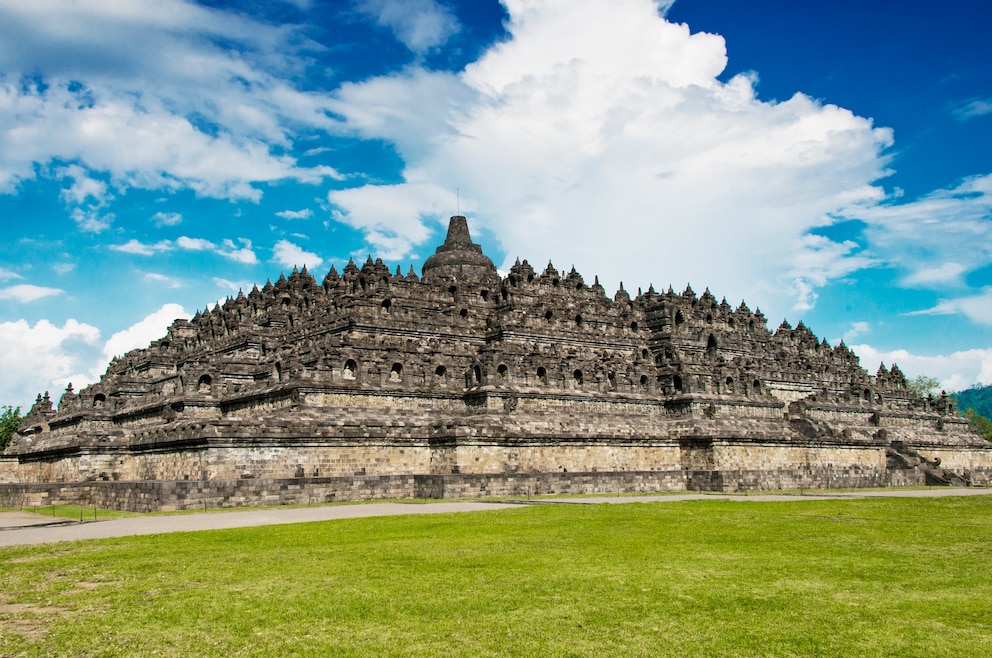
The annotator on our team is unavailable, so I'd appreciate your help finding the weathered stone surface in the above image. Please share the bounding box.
[2,216,990,510]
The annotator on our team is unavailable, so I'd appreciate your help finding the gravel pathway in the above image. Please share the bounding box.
[1,487,989,548]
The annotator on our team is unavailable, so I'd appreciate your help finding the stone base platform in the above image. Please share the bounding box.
[3,465,984,513]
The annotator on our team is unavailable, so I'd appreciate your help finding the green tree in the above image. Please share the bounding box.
[964,408,992,442]
[953,384,992,418]
[0,405,21,451]
[907,375,941,397]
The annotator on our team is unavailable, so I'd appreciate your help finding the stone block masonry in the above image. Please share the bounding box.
[4,215,990,511]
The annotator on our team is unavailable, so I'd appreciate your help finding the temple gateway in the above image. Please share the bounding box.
[2,216,989,510]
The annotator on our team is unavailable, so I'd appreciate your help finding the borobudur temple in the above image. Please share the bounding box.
[2,216,989,510]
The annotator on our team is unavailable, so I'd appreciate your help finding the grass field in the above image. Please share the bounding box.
[1,496,991,657]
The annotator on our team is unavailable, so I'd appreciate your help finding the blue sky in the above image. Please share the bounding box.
[1,0,990,409]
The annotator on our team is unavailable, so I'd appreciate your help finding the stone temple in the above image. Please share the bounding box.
[2,216,989,510]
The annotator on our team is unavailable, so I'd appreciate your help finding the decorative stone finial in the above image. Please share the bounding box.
[421,216,498,282]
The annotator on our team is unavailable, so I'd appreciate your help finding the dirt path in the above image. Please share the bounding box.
[2,487,989,548]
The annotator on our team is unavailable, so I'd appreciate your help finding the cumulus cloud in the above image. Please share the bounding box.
[0,317,101,409]
[327,0,894,320]
[69,206,114,233]
[355,0,460,54]
[0,302,192,410]
[329,180,452,259]
[0,267,22,281]
[174,236,214,251]
[272,239,323,269]
[217,239,259,265]
[57,164,109,205]
[0,305,190,409]
[276,208,313,220]
[152,211,182,227]
[850,343,992,393]
[0,0,343,201]
[101,303,188,363]
[111,239,173,256]
[0,284,64,302]
[841,321,871,343]
[111,236,258,263]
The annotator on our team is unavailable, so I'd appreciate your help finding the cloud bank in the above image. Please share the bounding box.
[0,0,342,205]
[0,304,189,410]
[327,0,895,321]
[850,344,992,394]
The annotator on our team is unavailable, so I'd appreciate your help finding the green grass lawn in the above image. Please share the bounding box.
[2,496,991,657]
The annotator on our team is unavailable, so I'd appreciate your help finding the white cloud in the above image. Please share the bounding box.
[102,303,188,363]
[952,98,992,121]
[841,321,871,343]
[110,235,258,263]
[213,277,254,294]
[53,263,76,275]
[0,0,343,201]
[69,206,114,233]
[218,238,259,265]
[0,317,101,409]
[327,0,894,320]
[788,234,877,312]
[57,164,109,205]
[355,0,460,54]
[276,208,313,220]
[0,284,64,302]
[329,180,451,258]
[272,239,323,269]
[328,67,477,162]
[0,267,22,281]
[175,236,214,251]
[152,211,182,227]
[143,272,182,288]
[847,174,992,293]
[0,304,191,408]
[906,287,992,326]
[850,343,992,393]
[0,305,192,409]
[902,262,967,287]
[111,239,173,256]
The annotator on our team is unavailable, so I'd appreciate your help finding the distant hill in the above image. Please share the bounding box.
[953,384,992,419]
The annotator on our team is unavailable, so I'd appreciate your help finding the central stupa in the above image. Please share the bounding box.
[421,215,499,281]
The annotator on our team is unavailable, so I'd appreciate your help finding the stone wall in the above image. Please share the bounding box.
[711,442,886,473]
[428,442,681,475]
[2,462,978,512]
[0,475,421,512]
[4,443,436,483]
[687,466,894,491]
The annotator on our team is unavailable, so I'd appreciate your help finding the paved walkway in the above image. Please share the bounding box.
[2,487,989,548]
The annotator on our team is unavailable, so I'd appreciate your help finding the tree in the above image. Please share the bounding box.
[907,375,941,398]
[964,408,992,442]
[953,384,992,419]
[0,405,21,451]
